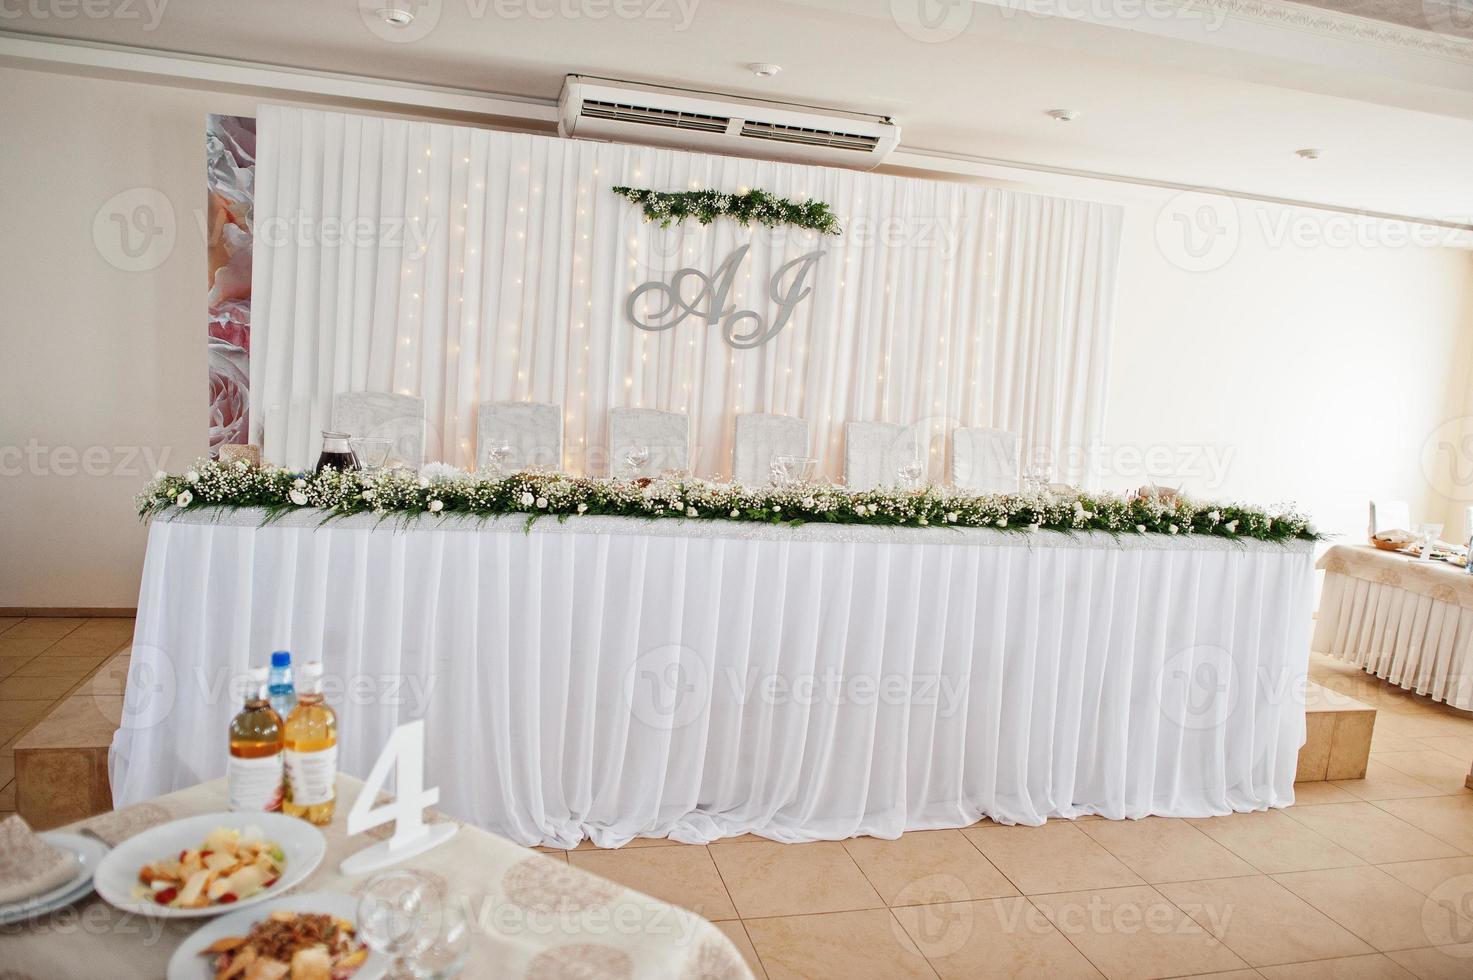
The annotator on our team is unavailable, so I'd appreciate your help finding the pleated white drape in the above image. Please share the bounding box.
[250,106,1121,483]
[113,512,1314,845]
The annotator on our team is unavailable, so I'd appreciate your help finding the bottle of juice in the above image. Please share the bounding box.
[283,661,337,824]
[228,666,284,812]
[268,650,296,718]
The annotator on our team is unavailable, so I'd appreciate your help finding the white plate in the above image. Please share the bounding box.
[166,892,386,980]
[94,812,325,919]
[0,832,109,925]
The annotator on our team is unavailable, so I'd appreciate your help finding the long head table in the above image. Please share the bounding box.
[113,508,1315,846]
[4,775,752,978]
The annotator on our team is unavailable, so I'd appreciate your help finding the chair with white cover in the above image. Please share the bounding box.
[733,413,810,486]
[844,421,921,491]
[951,427,1021,493]
[609,408,689,477]
[333,392,427,469]
[1368,499,1411,536]
[476,402,562,472]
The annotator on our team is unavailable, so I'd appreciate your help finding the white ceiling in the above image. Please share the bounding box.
[4,0,1473,224]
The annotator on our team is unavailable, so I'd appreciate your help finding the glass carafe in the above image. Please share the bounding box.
[315,431,358,474]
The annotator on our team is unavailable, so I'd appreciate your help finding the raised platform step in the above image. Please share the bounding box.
[1296,681,1376,782]
[13,649,127,830]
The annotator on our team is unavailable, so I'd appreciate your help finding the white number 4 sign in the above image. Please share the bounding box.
[339,720,458,875]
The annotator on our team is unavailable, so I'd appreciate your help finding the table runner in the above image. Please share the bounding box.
[1315,544,1473,708]
[112,509,1315,846]
[1,776,751,978]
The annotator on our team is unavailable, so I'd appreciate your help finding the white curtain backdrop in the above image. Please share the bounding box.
[250,106,1121,483]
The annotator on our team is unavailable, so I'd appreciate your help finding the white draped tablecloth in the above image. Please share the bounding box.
[1314,544,1473,709]
[112,509,1314,847]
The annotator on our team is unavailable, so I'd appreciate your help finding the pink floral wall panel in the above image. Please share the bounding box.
[206,114,255,453]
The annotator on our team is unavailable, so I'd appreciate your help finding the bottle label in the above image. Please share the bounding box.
[228,753,284,812]
[285,746,338,806]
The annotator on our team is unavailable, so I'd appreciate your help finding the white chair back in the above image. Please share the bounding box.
[1368,499,1411,536]
[951,427,1020,493]
[844,421,920,491]
[476,402,562,472]
[333,392,427,469]
[733,413,810,487]
[609,408,689,476]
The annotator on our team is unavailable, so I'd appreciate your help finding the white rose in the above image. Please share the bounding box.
[997,517,1007,528]
[1207,510,1221,523]
[520,492,535,506]
[577,503,588,514]
[686,506,698,517]
[730,508,740,518]
[772,504,781,512]
[428,499,444,513]
[919,517,928,526]
[289,489,309,506]
[185,469,200,484]
[360,491,374,500]
[154,470,167,480]
[418,477,430,489]
[1169,524,1179,534]
[1136,524,1147,533]
[946,511,959,523]
[1225,520,1238,533]
[175,490,193,507]
[536,496,548,509]
[293,478,307,490]
[235,460,249,471]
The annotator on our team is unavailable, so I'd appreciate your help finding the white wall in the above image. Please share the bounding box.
[1104,191,1473,545]
[1,63,1471,607]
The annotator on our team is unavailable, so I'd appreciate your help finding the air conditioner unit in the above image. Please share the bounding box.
[558,75,900,171]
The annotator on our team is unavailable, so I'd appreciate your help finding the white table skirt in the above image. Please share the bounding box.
[112,509,1315,847]
[1314,565,1473,710]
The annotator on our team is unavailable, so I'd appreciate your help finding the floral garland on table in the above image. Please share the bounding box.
[138,460,1319,543]
[611,186,842,236]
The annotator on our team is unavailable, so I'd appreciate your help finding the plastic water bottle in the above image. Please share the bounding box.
[268,650,296,718]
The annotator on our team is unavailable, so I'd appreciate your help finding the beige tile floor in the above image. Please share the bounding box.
[3,617,1473,979]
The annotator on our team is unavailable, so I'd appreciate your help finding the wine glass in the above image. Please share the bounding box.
[482,444,513,477]
[349,437,392,476]
[406,902,471,978]
[623,445,650,479]
[897,457,924,490]
[358,870,434,979]
[1417,522,1444,560]
[769,455,792,488]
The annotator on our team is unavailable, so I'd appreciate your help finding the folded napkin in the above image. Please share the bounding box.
[0,815,80,905]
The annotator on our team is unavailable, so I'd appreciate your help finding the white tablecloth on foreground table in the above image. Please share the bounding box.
[112,509,1315,846]
[4,775,750,979]
[1314,544,1473,709]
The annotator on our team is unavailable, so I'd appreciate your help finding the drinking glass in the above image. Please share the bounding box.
[349,437,392,475]
[406,903,471,979]
[623,445,650,479]
[358,870,435,979]
[482,444,513,477]
[897,457,925,490]
[783,456,817,485]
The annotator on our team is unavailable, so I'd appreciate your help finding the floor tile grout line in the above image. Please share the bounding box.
[882,907,942,978]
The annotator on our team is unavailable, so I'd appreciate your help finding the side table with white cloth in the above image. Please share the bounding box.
[111,508,1316,847]
[2,774,752,979]
[1314,543,1473,709]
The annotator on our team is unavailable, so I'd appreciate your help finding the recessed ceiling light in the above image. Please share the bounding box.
[1046,109,1079,122]
[1296,148,1323,160]
[748,63,782,78]
[378,4,415,26]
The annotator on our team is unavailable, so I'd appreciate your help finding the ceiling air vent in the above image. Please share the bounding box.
[578,99,731,134]
[559,75,900,171]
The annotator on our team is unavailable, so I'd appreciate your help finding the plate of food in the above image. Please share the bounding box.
[94,813,325,919]
[167,892,384,980]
